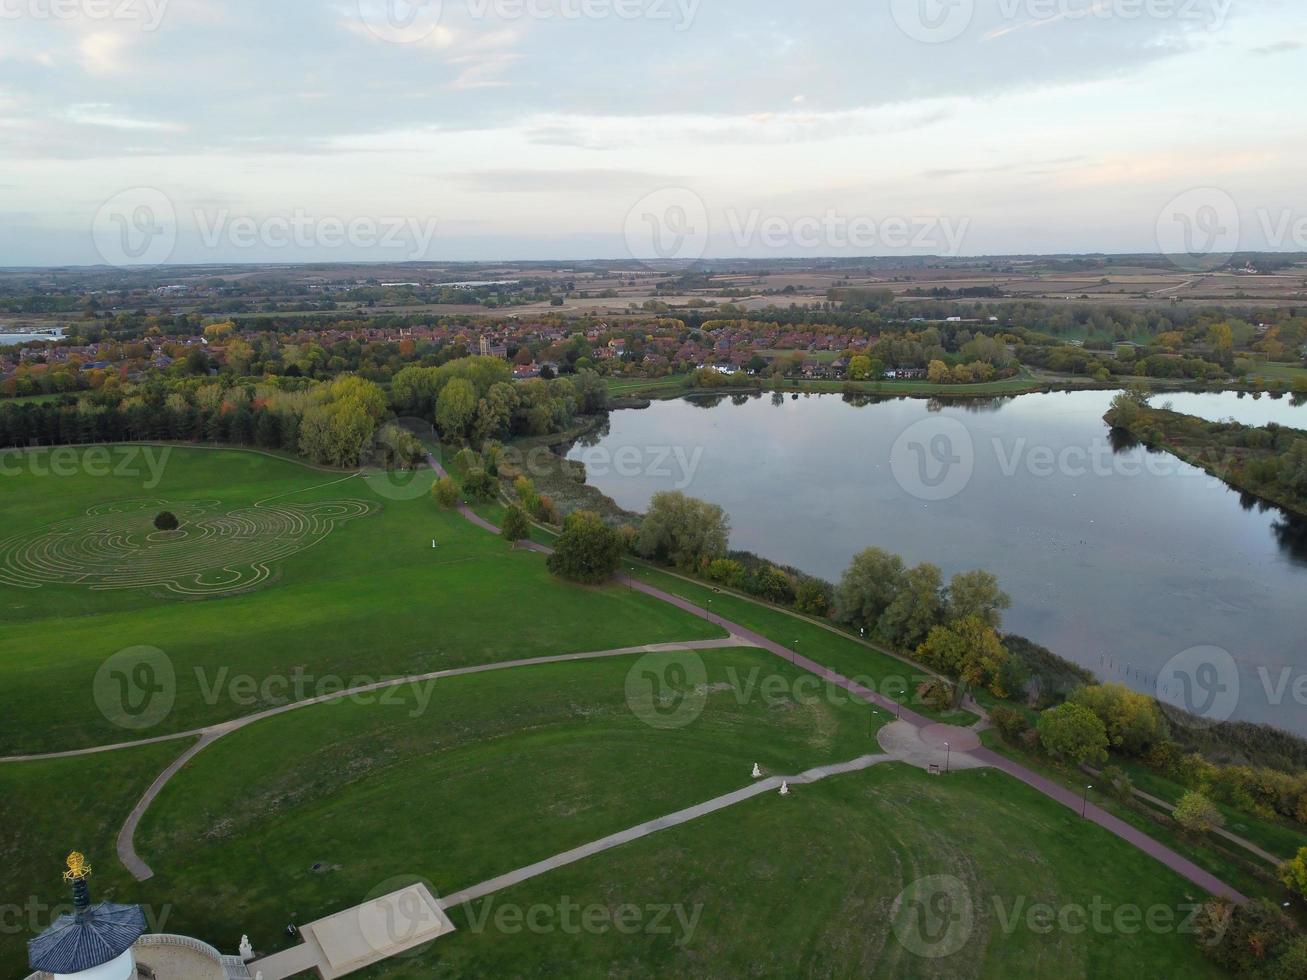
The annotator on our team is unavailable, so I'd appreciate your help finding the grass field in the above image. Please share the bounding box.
[0,444,1248,977]
[0,446,722,753]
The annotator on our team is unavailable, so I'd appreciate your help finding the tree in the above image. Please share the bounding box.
[1037,702,1109,767]
[945,569,1011,629]
[1068,683,1166,757]
[461,468,498,502]
[1173,791,1225,834]
[432,477,459,508]
[154,511,179,531]
[635,491,730,569]
[927,359,951,384]
[847,355,873,380]
[876,562,944,650]
[1280,847,1307,900]
[1105,387,1149,428]
[833,547,906,633]
[502,505,531,543]
[547,510,624,584]
[915,616,1010,696]
[436,378,478,442]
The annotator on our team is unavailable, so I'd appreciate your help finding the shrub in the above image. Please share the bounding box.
[1037,702,1109,767]
[1173,791,1224,834]
[451,447,479,475]
[431,477,459,508]
[501,505,531,543]
[990,705,1028,742]
[461,469,498,503]
[534,494,560,525]
[793,577,832,617]
[705,559,745,587]
[153,511,179,531]
[547,511,623,584]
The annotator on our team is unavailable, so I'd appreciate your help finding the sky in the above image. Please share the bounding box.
[0,0,1304,265]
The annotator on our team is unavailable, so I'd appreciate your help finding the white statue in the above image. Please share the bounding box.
[751,763,763,779]
[240,935,254,962]
[779,781,790,796]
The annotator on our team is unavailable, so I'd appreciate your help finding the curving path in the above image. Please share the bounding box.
[2,638,750,880]
[434,456,1248,904]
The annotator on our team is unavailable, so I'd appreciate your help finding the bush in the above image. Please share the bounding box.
[153,511,179,531]
[1173,791,1224,834]
[461,469,498,503]
[704,558,745,587]
[793,577,832,617]
[451,447,480,475]
[534,493,560,525]
[431,477,459,508]
[917,679,956,712]
[1101,765,1135,803]
[990,705,1028,742]
[501,505,531,543]
[547,511,624,584]
[1037,702,1109,767]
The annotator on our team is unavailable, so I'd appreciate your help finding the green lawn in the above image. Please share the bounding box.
[0,446,722,753]
[979,732,1289,907]
[1112,757,1307,863]
[131,647,884,960]
[0,740,190,973]
[369,764,1226,978]
[622,561,978,726]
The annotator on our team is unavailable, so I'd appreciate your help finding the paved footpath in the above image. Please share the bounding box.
[433,456,1248,904]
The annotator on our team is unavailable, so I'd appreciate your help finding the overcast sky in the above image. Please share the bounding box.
[0,0,1304,265]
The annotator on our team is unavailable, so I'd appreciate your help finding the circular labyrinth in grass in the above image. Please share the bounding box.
[0,496,376,597]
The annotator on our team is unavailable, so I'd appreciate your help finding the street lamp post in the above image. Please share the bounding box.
[944,741,951,774]
[1082,784,1093,818]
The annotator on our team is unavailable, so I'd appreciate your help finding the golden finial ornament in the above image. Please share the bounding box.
[63,852,92,882]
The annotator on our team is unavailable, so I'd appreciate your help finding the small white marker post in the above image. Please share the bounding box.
[779,781,790,796]
[752,763,763,779]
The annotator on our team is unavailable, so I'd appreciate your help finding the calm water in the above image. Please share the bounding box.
[0,328,63,346]
[570,390,1307,732]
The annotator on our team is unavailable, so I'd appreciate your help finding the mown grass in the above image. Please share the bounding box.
[130,648,884,959]
[374,763,1227,979]
[0,446,722,753]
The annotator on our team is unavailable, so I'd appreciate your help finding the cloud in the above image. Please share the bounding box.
[78,31,131,75]
[448,169,686,193]
[65,103,184,131]
[1250,40,1302,55]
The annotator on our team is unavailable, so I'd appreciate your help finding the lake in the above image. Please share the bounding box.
[0,328,64,346]
[569,390,1307,734]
